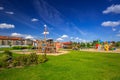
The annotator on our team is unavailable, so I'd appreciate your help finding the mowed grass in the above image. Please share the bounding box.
[0,51,120,80]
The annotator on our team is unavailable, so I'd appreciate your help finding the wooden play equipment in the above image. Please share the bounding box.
[36,25,56,53]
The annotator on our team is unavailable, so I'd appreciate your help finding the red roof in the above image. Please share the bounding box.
[0,36,23,40]
[62,42,72,45]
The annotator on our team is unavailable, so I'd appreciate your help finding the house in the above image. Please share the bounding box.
[0,35,34,47]
[62,42,72,49]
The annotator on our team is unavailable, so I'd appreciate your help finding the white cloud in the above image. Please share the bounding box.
[116,34,120,36]
[0,23,15,29]
[11,33,34,39]
[61,35,68,38]
[56,34,68,41]
[79,38,82,41]
[80,40,86,42]
[31,18,39,22]
[56,38,63,41]
[75,37,79,40]
[25,35,34,39]
[44,24,47,27]
[11,33,22,37]
[0,7,4,10]
[101,21,120,27]
[103,4,120,14]
[70,37,74,39]
[112,28,116,31]
[5,11,14,14]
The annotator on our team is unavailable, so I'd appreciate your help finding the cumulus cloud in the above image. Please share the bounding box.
[25,35,34,39]
[112,28,116,31]
[31,18,39,22]
[0,7,4,10]
[56,38,63,41]
[11,33,22,37]
[75,37,79,40]
[116,34,120,36]
[70,37,73,39]
[56,34,68,41]
[101,21,120,27]
[61,35,68,38]
[79,38,82,41]
[44,24,47,27]
[5,11,14,14]
[0,23,15,29]
[11,33,34,39]
[103,4,120,14]
[76,37,85,42]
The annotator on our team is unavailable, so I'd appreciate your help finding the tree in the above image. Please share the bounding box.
[80,42,86,48]
[115,41,120,47]
[87,43,91,48]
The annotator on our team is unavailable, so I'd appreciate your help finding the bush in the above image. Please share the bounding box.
[0,52,48,68]
[12,59,19,67]
[0,55,10,68]
[20,55,30,66]
[12,46,22,50]
[29,53,38,64]
[40,55,48,63]
[12,55,30,67]
[3,50,13,57]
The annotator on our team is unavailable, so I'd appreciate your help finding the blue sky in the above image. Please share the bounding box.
[0,0,120,42]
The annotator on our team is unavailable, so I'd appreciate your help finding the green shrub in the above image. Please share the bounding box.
[0,55,10,68]
[3,50,13,57]
[40,55,48,63]
[12,59,19,67]
[20,55,30,66]
[29,53,38,64]
[13,55,29,67]
[0,52,48,68]
[12,46,22,50]
[0,50,13,68]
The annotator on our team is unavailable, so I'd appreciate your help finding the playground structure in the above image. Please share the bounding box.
[36,25,62,54]
[95,40,116,51]
[36,39,56,53]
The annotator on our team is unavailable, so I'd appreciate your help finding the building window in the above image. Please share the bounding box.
[2,40,5,45]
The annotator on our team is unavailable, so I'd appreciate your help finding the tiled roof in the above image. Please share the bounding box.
[62,42,72,45]
[0,36,24,40]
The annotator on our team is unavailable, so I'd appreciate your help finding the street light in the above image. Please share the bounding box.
[43,24,49,56]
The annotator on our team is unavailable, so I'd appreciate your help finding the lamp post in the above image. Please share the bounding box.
[44,24,47,42]
[43,24,48,56]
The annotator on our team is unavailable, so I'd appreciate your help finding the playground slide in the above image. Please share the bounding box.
[104,45,109,51]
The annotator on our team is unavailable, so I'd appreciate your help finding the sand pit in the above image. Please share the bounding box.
[80,48,120,53]
[12,50,69,56]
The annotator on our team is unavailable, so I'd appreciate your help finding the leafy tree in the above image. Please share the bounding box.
[80,42,86,48]
[87,43,91,48]
[115,41,120,47]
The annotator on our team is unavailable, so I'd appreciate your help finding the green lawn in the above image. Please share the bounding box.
[0,51,120,80]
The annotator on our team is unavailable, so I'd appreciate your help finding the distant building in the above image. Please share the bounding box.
[62,42,72,49]
[0,35,34,47]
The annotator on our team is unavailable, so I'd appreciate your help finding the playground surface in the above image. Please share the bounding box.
[80,48,120,53]
[11,50,69,56]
